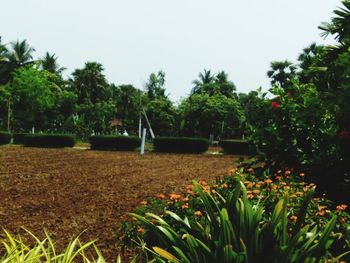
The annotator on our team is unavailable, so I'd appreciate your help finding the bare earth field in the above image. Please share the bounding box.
[0,146,236,260]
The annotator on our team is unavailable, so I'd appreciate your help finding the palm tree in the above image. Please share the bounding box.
[70,62,109,104]
[0,39,35,85]
[7,40,35,67]
[267,60,297,89]
[40,52,66,75]
[0,37,10,85]
[192,69,215,94]
[319,0,350,44]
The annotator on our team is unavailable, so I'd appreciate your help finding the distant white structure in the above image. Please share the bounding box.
[123,130,129,136]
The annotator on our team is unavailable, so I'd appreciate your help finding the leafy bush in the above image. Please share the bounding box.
[249,84,337,170]
[12,132,29,145]
[219,139,254,155]
[0,132,11,145]
[23,134,76,148]
[153,137,209,153]
[130,181,346,263]
[89,135,141,151]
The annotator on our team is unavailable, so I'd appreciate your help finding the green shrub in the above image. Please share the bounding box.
[153,137,209,153]
[219,139,254,155]
[12,132,29,145]
[131,182,345,263]
[23,134,76,148]
[89,135,141,151]
[0,132,11,145]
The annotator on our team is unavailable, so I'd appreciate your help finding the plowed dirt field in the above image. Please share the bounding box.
[0,146,236,260]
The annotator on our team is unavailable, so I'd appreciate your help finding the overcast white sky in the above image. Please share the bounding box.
[0,0,340,102]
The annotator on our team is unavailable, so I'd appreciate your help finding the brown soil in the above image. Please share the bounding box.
[0,146,237,261]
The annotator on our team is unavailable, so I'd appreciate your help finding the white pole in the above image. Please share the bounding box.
[138,115,142,138]
[140,128,146,156]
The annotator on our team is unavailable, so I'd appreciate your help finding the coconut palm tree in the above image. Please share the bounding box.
[192,69,215,94]
[7,39,35,67]
[0,39,35,85]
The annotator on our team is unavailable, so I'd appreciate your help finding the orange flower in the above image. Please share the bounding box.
[198,180,208,186]
[277,170,282,174]
[186,184,194,191]
[203,185,211,193]
[265,178,273,184]
[290,215,298,223]
[285,170,291,176]
[247,193,254,199]
[247,168,254,173]
[181,203,189,209]
[140,200,148,205]
[169,194,181,201]
[271,184,278,191]
[252,189,260,194]
[299,172,305,177]
[137,227,145,233]
[296,191,303,197]
[221,183,228,189]
[194,211,203,217]
[245,181,254,188]
[228,168,236,175]
[275,176,282,181]
[156,194,165,199]
[336,204,348,213]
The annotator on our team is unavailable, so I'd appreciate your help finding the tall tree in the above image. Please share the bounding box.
[145,71,166,100]
[267,60,297,89]
[40,52,66,75]
[191,69,215,94]
[70,62,110,104]
[0,39,35,85]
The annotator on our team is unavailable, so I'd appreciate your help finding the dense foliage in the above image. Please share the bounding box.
[89,135,141,151]
[153,137,209,153]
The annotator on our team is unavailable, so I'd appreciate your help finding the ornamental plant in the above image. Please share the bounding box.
[129,181,348,263]
[120,167,350,262]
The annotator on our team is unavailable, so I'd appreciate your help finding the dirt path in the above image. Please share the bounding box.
[0,146,237,260]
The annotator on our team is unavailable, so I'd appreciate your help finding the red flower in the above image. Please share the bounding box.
[271,101,280,109]
[339,130,350,139]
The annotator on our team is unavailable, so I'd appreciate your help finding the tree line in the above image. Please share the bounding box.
[0,0,349,142]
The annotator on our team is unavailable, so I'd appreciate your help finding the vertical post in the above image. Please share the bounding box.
[140,128,146,156]
[7,99,10,133]
[138,115,142,138]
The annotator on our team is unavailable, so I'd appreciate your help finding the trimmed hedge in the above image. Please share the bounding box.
[23,134,76,148]
[89,135,141,151]
[12,132,29,145]
[153,137,209,154]
[219,139,254,155]
[0,132,11,145]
